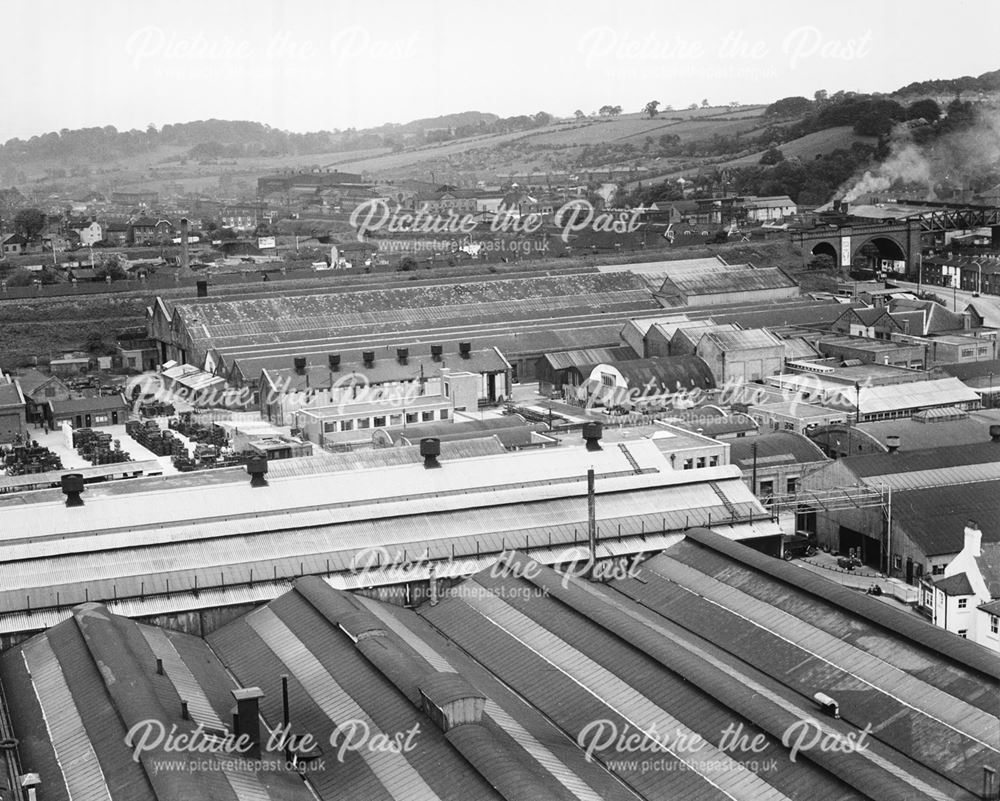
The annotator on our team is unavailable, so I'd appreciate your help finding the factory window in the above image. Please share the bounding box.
[389,414,402,426]
[601,373,615,388]
[958,597,968,609]
[324,421,337,433]
[683,459,693,470]
[978,347,989,356]
[357,418,371,429]
[341,419,354,431]
[932,564,945,576]
[992,615,999,635]
[439,409,449,420]
[94,415,108,424]
[45,386,56,396]
[373,416,386,427]
[696,457,706,468]
[406,412,419,424]
[709,455,719,467]
[786,477,798,493]
[422,411,434,422]
[759,480,773,501]
[961,348,974,358]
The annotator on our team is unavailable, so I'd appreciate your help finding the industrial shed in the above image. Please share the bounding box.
[580,355,716,409]
[655,260,799,307]
[0,435,777,641]
[695,328,785,384]
[4,527,992,800]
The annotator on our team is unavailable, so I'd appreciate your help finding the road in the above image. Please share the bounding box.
[891,279,1000,327]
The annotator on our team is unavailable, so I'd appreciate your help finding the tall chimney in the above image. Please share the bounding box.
[179,217,191,276]
[61,473,85,507]
[232,687,264,760]
[964,520,983,558]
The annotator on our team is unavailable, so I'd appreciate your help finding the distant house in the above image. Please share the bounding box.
[831,306,906,340]
[104,222,129,246]
[68,220,103,247]
[129,216,159,245]
[1,233,27,257]
[48,394,127,428]
[926,522,1000,650]
[221,205,259,230]
[15,368,71,423]
[742,195,797,222]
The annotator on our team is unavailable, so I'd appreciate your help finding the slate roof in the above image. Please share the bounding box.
[934,572,976,596]
[0,380,24,408]
[887,480,1000,556]
[14,367,60,396]
[842,439,1000,478]
[48,394,127,415]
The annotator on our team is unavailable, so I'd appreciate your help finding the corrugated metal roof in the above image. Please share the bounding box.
[246,606,442,801]
[452,582,794,800]
[702,328,783,351]
[861,460,1000,491]
[21,636,113,801]
[139,626,228,731]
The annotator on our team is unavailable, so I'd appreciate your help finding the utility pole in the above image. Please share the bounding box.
[751,440,758,494]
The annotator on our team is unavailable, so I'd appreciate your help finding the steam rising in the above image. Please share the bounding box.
[839,105,1000,203]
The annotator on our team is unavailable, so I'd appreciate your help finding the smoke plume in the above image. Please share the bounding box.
[839,104,1000,204]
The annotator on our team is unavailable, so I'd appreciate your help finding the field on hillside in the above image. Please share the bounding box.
[720,126,877,167]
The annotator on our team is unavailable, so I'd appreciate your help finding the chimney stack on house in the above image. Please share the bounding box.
[964,520,983,558]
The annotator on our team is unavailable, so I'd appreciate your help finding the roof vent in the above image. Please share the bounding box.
[886,435,900,453]
[418,673,486,732]
[293,356,307,375]
[420,437,441,469]
[582,421,603,451]
[813,692,840,719]
[991,424,1000,442]
[61,473,85,507]
[328,353,341,372]
[247,456,268,487]
[397,347,409,365]
[459,342,471,359]
[362,350,375,367]
[431,344,444,362]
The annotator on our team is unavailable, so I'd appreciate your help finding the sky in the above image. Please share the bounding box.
[5,0,1000,142]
